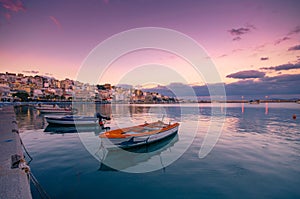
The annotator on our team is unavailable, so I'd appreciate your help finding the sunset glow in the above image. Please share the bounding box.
[0,0,299,91]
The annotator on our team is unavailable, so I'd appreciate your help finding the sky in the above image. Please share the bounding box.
[0,0,300,96]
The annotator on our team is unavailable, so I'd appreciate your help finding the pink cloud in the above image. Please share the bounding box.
[0,0,26,12]
[3,12,11,20]
[103,0,109,4]
[49,16,62,29]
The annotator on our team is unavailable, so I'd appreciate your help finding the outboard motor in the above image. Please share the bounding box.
[96,113,111,130]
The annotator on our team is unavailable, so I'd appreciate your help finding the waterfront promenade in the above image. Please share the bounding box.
[0,106,32,199]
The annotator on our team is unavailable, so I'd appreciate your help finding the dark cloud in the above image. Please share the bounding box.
[232,48,244,53]
[260,57,269,61]
[245,23,256,30]
[288,25,300,35]
[225,74,300,96]
[22,70,39,74]
[232,36,241,41]
[228,25,255,41]
[288,45,300,51]
[144,73,300,97]
[254,43,266,51]
[261,74,300,83]
[273,26,300,47]
[226,70,265,79]
[260,62,300,71]
[218,54,227,58]
[228,27,250,36]
[274,36,290,45]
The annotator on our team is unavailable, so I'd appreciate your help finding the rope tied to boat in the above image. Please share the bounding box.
[14,124,50,199]
[29,172,51,199]
[18,158,31,174]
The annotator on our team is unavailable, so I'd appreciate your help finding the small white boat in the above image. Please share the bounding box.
[99,120,179,149]
[34,103,54,108]
[36,104,75,114]
[45,115,99,125]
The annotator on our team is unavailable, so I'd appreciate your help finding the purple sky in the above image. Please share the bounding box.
[0,0,300,89]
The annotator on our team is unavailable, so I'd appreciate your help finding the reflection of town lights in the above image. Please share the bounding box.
[265,96,269,115]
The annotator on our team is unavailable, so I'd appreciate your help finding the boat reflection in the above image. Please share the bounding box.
[97,133,179,171]
[44,124,103,135]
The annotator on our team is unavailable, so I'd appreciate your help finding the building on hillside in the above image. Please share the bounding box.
[0,84,11,101]
[33,89,43,99]
[60,78,74,89]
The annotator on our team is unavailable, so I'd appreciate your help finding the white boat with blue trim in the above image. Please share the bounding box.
[45,115,99,125]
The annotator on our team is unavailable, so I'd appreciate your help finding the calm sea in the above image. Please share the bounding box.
[16,103,300,199]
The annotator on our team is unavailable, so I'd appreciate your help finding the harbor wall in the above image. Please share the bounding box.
[0,105,32,199]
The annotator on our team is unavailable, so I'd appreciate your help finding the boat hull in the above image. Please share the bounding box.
[39,109,73,114]
[45,116,98,126]
[100,123,179,149]
[36,106,75,114]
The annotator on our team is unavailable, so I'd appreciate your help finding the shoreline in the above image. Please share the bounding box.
[0,99,299,106]
[0,106,32,199]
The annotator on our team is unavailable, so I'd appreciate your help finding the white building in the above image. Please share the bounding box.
[0,84,11,101]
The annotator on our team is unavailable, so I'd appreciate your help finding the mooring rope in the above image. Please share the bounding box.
[29,172,51,199]
[12,126,33,164]
[14,126,51,199]
[20,138,33,164]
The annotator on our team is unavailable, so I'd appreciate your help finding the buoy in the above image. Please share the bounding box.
[293,114,296,120]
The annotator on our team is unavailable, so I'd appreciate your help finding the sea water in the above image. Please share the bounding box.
[16,103,300,199]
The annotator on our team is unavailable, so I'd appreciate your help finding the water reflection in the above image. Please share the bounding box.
[242,102,244,113]
[14,106,45,129]
[44,125,104,135]
[74,103,112,118]
[96,134,179,171]
[128,105,151,115]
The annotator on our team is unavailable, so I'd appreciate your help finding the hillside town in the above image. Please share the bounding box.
[0,72,177,103]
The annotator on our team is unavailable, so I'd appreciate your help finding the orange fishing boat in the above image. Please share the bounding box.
[99,120,179,149]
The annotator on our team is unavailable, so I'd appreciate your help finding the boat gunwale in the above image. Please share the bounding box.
[45,115,98,121]
[99,121,179,139]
